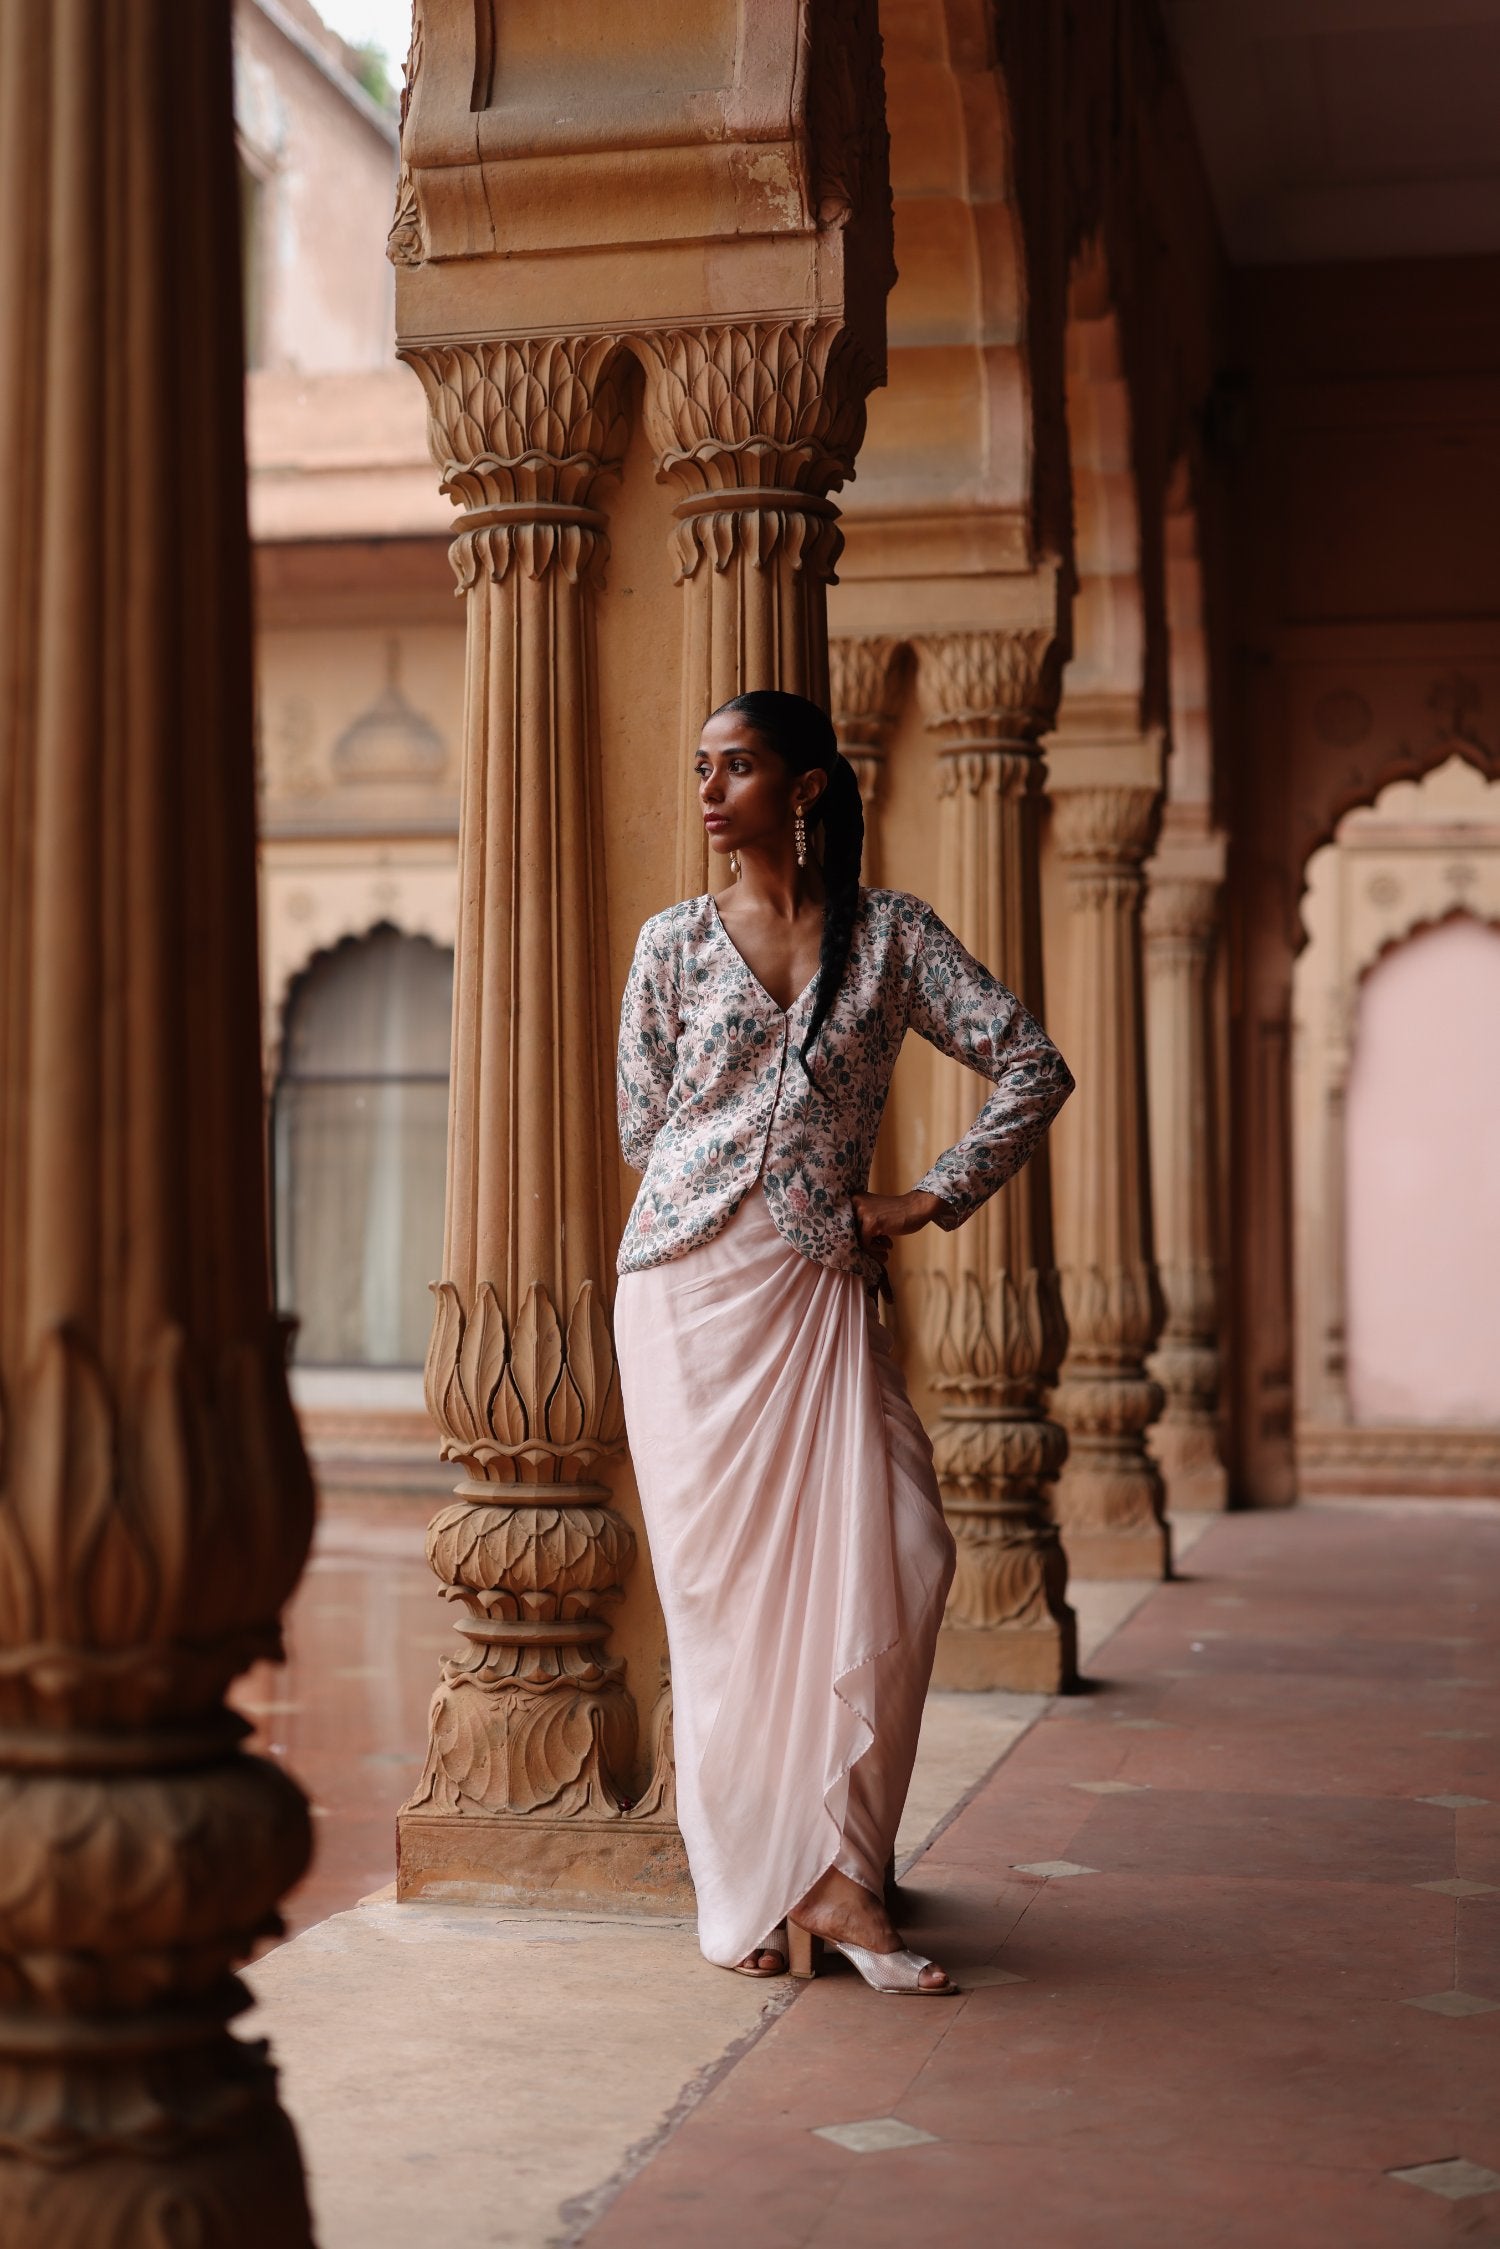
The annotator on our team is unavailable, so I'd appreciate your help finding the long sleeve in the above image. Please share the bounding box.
[616,923,683,1171]
[906,904,1074,1228]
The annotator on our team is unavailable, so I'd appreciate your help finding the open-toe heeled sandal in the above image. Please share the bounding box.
[788,1923,958,1995]
[731,1923,789,1978]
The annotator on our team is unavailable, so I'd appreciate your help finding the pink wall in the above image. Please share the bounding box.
[1345,915,1500,1424]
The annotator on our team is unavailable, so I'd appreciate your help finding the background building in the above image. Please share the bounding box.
[237,0,462,1488]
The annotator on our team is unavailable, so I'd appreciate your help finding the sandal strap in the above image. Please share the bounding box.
[830,1939,954,1994]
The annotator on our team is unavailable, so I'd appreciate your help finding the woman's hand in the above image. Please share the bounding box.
[851,1188,946,1265]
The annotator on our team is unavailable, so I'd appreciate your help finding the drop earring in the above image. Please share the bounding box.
[729,850,741,882]
[794,811,808,868]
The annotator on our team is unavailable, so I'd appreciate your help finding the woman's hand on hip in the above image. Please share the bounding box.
[851,1188,946,1264]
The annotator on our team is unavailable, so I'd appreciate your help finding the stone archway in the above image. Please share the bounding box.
[1293,754,1500,1494]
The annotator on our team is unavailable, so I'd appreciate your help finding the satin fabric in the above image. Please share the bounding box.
[615,1185,955,1968]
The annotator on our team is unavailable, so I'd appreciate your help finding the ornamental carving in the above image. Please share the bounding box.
[0,1322,310,1731]
[425,1277,625,1484]
[0,1760,309,2042]
[829,636,904,747]
[805,0,894,255]
[630,1661,677,1823]
[635,319,875,500]
[915,630,1061,741]
[1061,1261,1166,1362]
[920,1264,1068,1398]
[1052,783,1161,866]
[403,336,630,587]
[943,1515,1068,1634]
[406,1496,637,1818]
[1143,875,1221,946]
[386,0,424,267]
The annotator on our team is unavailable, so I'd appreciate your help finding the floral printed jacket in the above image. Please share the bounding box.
[616,888,1074,1285]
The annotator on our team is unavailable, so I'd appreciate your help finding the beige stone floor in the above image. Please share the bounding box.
[244,1518,1212,2249]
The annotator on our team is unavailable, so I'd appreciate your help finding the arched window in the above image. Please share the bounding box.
[273,928,452,1368]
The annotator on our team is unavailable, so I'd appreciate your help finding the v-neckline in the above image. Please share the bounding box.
[709,894,820,1018]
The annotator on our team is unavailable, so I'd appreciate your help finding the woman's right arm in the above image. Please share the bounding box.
[616,923,682,1171]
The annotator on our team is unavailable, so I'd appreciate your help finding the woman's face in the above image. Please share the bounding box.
[694,710,826,860]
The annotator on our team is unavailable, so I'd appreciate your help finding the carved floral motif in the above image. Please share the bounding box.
[406,1496,636,1818]
[386,0,424,267]
[403,336,630,587]
[915,629,1060,741]
[425,1277,624,1485]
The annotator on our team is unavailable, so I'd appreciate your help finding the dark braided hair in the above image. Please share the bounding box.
[712,689,865,1092]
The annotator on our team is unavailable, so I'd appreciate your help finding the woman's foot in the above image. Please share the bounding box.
[791,1867,951,1991]
[732,1930,788,1977]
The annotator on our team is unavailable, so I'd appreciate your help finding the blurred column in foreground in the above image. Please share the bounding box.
[0,1,315,2237]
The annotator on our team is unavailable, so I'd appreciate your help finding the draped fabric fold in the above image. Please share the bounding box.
[616,1186,955,1967]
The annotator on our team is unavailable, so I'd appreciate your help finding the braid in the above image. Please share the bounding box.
[798,754,864,1091]
[711,690,866,1095]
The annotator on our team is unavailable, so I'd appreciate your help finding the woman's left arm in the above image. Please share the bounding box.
[904,903,1075,1229]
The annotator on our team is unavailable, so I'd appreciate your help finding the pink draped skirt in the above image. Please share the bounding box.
[615,1185,955,1967]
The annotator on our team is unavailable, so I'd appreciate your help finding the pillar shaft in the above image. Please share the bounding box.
[636,321,875,900]
[1050,758,1170,1578]
[913,634,1076,1692]
[0,2,314,2234]
[1144,866,1228,1508]
[396,340,661,1898]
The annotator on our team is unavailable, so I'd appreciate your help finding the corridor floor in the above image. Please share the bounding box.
[581,1502,1500,2249]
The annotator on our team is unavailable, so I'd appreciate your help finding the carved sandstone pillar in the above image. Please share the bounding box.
[1049,748,1170,1578]
[635,322,877,900]
[830,634,905,885]
[394,340,672,1901]
[1144,864,1229,1509]
[912,634,1077,1692]
[0,3,315,2235]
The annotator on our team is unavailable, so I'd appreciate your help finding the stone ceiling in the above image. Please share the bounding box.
[1164,0,1500,263]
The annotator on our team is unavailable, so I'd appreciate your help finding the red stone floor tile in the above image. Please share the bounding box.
[230,1492,442,1940]
[583,1506,1500,2249]
[803,2147,1470,2249]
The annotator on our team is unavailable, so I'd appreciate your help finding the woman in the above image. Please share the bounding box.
[614,689,1073,1995]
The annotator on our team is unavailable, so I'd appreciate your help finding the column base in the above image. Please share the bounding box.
[1059,1517,1173,1581]
[396,1810,693,1916]
[933,1608,1079,1694]
[1151,1419,1229,1511]
[1160,1461,1229,1512]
